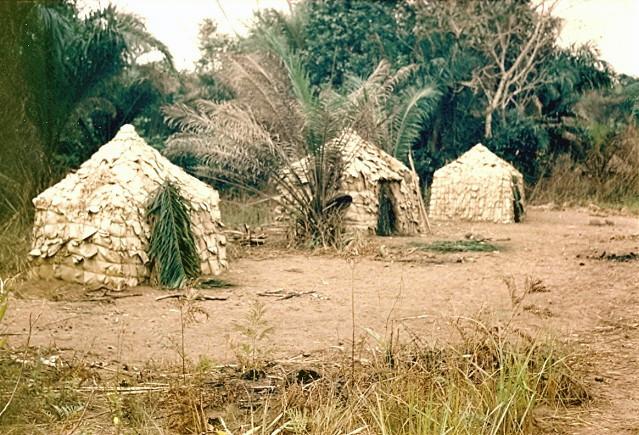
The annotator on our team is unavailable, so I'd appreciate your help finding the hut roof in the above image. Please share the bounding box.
[435,143,520,178]
[287,130,412,184]
[33,125,221,215]
[429,143,524,224]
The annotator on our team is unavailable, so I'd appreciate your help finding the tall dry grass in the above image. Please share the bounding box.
[0,313,587,434]
[220,195,275,228]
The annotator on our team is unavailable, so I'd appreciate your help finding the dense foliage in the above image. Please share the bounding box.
[232,0,627,188]
[164,27,436,246]
[2,0,639,254]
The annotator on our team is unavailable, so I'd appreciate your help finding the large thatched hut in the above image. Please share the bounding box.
[29,125,227,289]
[428,144,525,223]
[278,130,428,235]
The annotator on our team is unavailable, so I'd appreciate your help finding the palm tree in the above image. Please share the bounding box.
[164,29,439,246]
[0,0,174,229]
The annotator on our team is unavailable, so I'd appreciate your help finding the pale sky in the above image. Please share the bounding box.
[80,0,639,76]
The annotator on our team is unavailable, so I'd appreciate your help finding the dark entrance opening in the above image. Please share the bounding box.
[376,181,397,236]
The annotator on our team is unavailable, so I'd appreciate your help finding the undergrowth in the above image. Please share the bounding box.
[220,196,274,228]
[0,280,7,348]
[533,124,639,209]
[0,214,33,279]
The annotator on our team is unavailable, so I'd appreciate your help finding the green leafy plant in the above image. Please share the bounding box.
[165,27,437,247]
[146,182,201,288]
[230,299,274,378]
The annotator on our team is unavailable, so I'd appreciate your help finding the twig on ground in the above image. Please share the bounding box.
[75,385,170,394]
[257,289,317,300]
[155,294,228,302]
[40,315,80,328]
[82,292,143,302]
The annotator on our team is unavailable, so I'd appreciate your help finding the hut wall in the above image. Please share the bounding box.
[391,171,426,234]
[429,169,518,223]
[339,170,425,235]
[30,206,226,289]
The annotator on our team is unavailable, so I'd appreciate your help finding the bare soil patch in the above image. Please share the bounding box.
[4,208,639,433]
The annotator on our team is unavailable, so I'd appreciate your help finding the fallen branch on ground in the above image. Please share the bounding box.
[225,224,268,246]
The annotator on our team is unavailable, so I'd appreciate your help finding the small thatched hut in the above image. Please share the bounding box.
[428,144,525,223]
[29,125,227,289]
[278,130,428,235]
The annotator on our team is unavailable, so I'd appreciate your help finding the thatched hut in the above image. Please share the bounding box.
[29,125,227,289]
[278,130,428,235]
[428,143,525,223]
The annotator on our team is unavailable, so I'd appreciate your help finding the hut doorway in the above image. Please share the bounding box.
[376,180,398,236]
[512,178,524,223]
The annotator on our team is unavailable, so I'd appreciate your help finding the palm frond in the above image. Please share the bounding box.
[383,63,419,96]
[111,8,175,69]
[256,28,317,128]
[146,182,200,289]
[391,85,442,158]
[219,53,305,146]
[164,99,286,187]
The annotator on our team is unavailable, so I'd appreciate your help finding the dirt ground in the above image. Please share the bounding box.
[4,208,639,433]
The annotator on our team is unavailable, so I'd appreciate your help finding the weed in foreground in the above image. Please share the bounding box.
[229,300,274,380]
[0,349,85,433]
[0,275,586,434]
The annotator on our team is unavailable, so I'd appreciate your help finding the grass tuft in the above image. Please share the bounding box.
[411,239,500,253]
[197,278,236,289]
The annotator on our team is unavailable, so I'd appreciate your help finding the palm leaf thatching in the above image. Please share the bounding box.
[147,182,200,288]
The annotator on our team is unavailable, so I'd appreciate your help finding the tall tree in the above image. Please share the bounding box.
[414,0,560,138]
